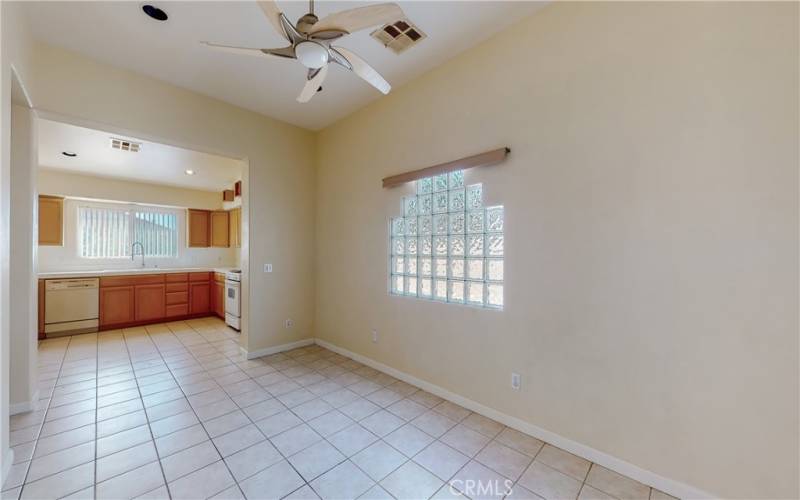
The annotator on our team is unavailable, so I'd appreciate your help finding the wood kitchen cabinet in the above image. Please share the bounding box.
[189,280,211,314]
[100,286,135,327]
[211,274,225,319]
[39,271,224,335]
[187,209,210,247]
[135,283,166,322]
[38,280,45,339]
[165,273,189,318]
[38,195,64,246]
[211,211,230,247]
[229,207,241,248]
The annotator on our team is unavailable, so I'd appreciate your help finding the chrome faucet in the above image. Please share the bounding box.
[131,241,145,268]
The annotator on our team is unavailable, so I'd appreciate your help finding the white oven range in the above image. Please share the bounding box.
[225,270,241,330]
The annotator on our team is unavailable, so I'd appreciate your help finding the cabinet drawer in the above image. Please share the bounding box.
[166,291,188,305]
[189,272,211,282]
[166,283,188,293]
[165,273,188,283]
[165,304,189,317]
[101,274,164,287]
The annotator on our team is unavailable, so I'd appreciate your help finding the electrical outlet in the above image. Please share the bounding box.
[285,319,293,329]
[371,330,378,343]
[511,373,521,390]
[264,263,273,273]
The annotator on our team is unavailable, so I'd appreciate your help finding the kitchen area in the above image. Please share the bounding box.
[39,268,242,337]
[34,118,247,339]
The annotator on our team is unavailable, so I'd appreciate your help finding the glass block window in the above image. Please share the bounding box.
[389,170,504,309]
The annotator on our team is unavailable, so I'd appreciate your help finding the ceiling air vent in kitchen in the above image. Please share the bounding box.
[110,137,141,153]
[371,18,426,54]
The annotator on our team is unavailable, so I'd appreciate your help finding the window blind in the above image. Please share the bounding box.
[79,204,178,259]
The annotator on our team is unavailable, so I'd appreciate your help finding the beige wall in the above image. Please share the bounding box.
[315,2,799,499]
[37,169,239,271]
[9,104,37,410]
[1,1,797,497]
[38,168,226,211]
[0,0,36,482]
[28,42,317,355]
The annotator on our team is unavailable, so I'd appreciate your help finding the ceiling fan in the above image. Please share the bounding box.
[202,0,404,103]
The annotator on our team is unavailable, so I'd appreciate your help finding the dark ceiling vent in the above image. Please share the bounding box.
[110,138,141,153]
[371,18,426,54]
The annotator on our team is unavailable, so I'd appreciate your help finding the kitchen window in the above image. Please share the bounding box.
[389,170,504,309]
[78,203,179,259]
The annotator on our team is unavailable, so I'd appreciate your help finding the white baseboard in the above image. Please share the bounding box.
[9,389,40,416]
[1,448,14,487]
[240,338,315,360]
[314,338,714,500]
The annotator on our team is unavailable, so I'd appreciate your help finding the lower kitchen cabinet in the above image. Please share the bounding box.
[190,281,211,314]
[100,286,135,327]
[135,284,166,321]
[211,279,225,318]
[45,271,224,334]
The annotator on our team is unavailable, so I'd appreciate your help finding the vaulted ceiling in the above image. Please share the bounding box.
[23,1,545,130]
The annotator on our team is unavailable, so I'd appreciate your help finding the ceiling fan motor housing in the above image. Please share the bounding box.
[296,13,319,34]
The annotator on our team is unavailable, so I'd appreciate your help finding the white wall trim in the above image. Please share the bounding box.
[314,338,715,500]
[9,389,39,416]
[240,338,314,360]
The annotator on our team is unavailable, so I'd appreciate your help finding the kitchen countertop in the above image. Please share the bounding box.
[38,267,239,280]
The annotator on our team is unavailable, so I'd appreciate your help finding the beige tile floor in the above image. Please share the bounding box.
[1,318,677,500]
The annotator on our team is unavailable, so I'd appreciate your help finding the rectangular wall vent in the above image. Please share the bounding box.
[110,137,141,153]
[371,18,426,54]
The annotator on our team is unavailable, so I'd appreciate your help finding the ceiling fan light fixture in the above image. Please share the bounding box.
[295,41,329,69]
[203,0,402,102]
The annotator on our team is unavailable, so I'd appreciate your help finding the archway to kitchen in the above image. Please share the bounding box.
[33,111,251,360]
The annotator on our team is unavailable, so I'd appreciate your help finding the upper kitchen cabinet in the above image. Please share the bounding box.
[38,195,64,246]
[229,207,241,248]
[187,209,210,247]
[211,210,230,247]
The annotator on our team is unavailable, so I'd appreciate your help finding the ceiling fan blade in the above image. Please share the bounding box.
[257,1,288,41]
[297,65,329,103]
[202,42,294,59]
[309,3,404,35]
[330,46,390,95]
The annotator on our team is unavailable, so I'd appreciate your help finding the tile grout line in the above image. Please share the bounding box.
[93,330,100,500]
[121,327,174,499]
[138,322,245,498]
[16,322,665,500]
[16,335,74,498]
[167,323,304,497]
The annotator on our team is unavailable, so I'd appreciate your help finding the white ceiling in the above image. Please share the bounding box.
[38,118,243,191]
[23,1,546,130]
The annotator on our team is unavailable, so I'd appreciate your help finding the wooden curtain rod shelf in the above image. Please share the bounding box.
[382,147,510,188]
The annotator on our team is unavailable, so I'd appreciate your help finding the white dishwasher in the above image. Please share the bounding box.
[45,278,100,336]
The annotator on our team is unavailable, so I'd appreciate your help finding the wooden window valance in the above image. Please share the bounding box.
[382,147,510,189]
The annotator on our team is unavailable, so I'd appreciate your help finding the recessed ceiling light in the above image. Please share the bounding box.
[142,4,168,22]
[62,151,77,157]
[184,169,195,175]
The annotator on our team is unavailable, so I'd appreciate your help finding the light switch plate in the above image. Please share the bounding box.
[264,264,272,273]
